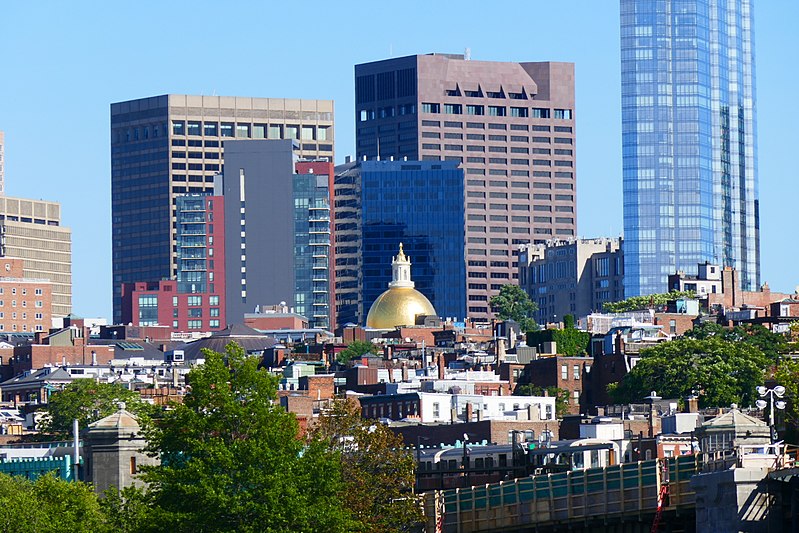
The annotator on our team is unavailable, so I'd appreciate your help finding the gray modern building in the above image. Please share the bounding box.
[332,160,361,327]
[519,238,623,324]
[355,54,577,321]
[621,0,759,296]
[110,95,334,323]
[217,140,333,328]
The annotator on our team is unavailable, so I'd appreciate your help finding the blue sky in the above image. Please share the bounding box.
[0,1,796,319]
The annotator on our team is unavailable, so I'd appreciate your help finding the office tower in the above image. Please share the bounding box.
[110,95,334,323]
[332,160,361,327]
[120,194,227,333]
[621,0,759,296]
[360,160,466,323]
[355,54,576,321]
[0,131,4,195]
[219,140,333,329]
[518,238,624,324]
[0,197,71,317]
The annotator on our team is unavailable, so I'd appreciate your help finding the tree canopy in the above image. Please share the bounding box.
[489,284,538,332]
[131,343,356,533]
[311,400,422,532]
[336,340,379,365]
[684,321,794,361]
[602,291,696,313]
[39,380,152,440]
[0,472,108,533]
[609,337,767,408]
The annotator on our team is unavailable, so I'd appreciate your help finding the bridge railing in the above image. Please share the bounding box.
[423,455,702,533]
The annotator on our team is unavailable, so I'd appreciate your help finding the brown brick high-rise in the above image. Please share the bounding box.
[355,54,576,321]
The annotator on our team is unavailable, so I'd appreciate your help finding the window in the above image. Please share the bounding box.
[188,320,202,329]
[209,296,219,306]
[172,121,185,135]
[466,105,484,115]
[422,103,440,114]
[443,103,462,114]
[561,365,568,380]
[187,121,201,135]
[432,402,440,418]
[220,123,234,137]
[510,107,528,117]
[35,288,43,296]
[554,109,573,120]
[573,365,580,380]
[187,296,202,306]
[488,106,506,116]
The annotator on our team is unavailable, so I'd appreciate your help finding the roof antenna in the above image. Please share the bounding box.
[465,48,471,61]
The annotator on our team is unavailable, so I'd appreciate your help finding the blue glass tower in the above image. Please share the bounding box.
[621,0,759,296]
[360,160,466,322]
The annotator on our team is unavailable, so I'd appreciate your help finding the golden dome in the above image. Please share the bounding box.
[366,287,437,329]
[365,243,437,329]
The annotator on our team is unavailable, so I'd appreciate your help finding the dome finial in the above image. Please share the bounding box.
[389,243,414,289]
[397,242,407,261]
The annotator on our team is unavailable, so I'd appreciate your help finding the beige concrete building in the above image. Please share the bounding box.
[0,197,71,318]
[0,130,5,195]
[111,95,335,323]
[355,54,576,321]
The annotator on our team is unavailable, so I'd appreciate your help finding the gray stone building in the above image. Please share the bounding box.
[518,238,623,324]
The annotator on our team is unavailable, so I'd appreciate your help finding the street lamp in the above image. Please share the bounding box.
[756,385,786,442]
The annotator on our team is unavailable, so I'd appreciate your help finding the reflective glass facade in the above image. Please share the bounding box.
[293,170,332,330]
[621,0,759,296]
[361,160,466,321]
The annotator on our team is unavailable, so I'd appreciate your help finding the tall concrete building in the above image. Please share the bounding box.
[218,141,333,329]
[110,95,334,323]
[355,54,576,320]
[518,238,623,324]
[0,197,71,317]
[0,130,5,195]
[621,0,759,296]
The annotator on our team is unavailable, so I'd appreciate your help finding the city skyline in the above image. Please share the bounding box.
[0,1,796,319]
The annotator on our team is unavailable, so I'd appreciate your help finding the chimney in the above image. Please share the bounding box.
[450,407,458,423]
[438,353,445,380]
[466,403,474,422]
[345,155,352,163]
[685,395,699,414]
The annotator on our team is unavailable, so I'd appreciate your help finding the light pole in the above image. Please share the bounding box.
[756,385,786,442]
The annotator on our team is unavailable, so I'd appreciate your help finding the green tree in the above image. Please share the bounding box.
[685,322,792,361]
[775,359,799,442]
[132,343,355,533]
[514,384,569,418]
[526,328,590,356]
[602,291,696,313]
[0,472,108,533]
[337,340,379,365]
[311,400,422,533]
[489,284,538,332]
[39,380,152,439]
[610,337,767,408]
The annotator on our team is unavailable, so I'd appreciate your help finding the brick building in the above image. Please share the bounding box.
[517,355,593,415]
[0,258,52,334]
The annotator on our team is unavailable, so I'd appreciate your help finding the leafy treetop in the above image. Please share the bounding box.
[336,340,379,365]
[602,291,696,313]
[489,284,538,332]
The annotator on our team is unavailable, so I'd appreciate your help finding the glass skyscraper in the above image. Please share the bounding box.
[360,160,466,322]
[621,0,759,296]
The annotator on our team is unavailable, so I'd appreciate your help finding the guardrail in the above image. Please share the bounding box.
[423,455,702,533]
